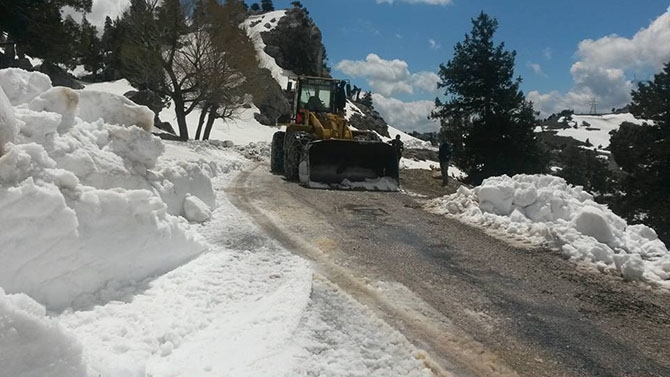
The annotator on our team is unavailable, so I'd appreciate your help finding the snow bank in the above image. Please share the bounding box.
[0,68,52,106]
[28,86,79,131]
[78,90,154,131]
[0,288,87,377]
[0,68,211,310]
[0,85,18,155]
[426,174,670,285]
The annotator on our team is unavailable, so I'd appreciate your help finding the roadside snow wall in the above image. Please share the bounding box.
[0,68,210,310]
[426,174,670,286]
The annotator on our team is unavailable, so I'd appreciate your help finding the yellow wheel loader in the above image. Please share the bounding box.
[270,76,399,190]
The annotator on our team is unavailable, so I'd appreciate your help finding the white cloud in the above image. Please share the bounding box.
[376,0,452,5]
[372,93,439,133]
[527,62,546,77]
[529,12,670,116]
[428,39,441,50]
[336,53,439,96]
[63,0,130,31]
[542,47,552,60]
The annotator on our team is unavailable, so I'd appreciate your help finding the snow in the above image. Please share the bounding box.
[183,194,212,223]
[2,68,434,376]
[83,79,136,96]
[77,90,154,131]
[0,69,209,310]
[554,113,647,148]
[384,124,436,150]
[0,85,18,155]
[0,288,87,377]
[344,99,364,121]
[242,10,293,89]
[0,68,52,106]
[426,174,670,286]
[28,86,79,131]
[159,104,280,145]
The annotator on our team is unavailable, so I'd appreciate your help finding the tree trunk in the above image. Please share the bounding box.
[203,105,218,141]
[195,104,210,140]
[173,96,189,140]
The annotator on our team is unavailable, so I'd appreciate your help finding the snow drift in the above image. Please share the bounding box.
[426,174,670,285]
[0,288,87,377]
[0,68,212,310]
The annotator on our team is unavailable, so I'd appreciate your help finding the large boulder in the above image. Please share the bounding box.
[260,8,328,77]
[243,68,290,126]
[37,63,84,90]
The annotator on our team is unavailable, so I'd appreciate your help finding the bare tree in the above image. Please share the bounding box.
[118,0,248,140]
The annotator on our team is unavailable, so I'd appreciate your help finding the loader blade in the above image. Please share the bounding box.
[300,140,400,190]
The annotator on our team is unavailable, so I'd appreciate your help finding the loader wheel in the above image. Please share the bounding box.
[283,131,310,181]
[270,131,285,173]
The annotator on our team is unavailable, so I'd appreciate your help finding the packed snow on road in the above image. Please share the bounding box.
[426,174,670,286]
[0,68,432,377]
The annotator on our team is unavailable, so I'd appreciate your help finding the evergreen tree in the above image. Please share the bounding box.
[431,12,546,184]
[79,16,104,74]
[609,61,670,243]
[250,3,261,11]
[260,0,274,12]
[0,0,91,67]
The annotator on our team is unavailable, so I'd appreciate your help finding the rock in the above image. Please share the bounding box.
[242,68,290,126]
[156,121,176,134]
[36,64,83,90]
[264,23,271,28]
[349,101,390,137]
[260,8,328,77]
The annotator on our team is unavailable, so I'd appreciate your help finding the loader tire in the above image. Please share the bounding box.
[270,131,285,173]
[283,131,310,181]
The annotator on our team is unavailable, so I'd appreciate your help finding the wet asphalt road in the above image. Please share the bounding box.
[226,164,670,377]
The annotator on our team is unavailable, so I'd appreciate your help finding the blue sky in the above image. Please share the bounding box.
[271,0,670,131]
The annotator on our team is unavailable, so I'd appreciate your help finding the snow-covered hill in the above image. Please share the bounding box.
[549,113,647,150]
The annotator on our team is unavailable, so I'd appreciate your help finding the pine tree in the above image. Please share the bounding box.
[609,61,670,243]
[79,16,104,74]
[0,0,91,67]
[431,12,546,184]
[250,3,261,11]
[260,0,274,12]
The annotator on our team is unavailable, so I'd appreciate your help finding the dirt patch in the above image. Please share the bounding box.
[399,168,467,199]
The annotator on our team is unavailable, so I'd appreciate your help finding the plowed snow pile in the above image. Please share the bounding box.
[0,68,216,375]
[426,174,670,286]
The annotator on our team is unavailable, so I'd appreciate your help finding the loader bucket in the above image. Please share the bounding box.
[300,139,400,190]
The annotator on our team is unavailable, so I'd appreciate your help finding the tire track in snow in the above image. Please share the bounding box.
[226,164,519,377]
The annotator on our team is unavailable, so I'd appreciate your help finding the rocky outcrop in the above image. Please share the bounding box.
[348,101,390,138]
[243,68,291,126]
[37,63,84,90]
[260,8,328,77]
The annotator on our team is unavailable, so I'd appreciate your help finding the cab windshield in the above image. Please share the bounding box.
[299,81,333,113]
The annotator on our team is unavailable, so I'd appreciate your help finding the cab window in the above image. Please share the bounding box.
[299,82,332,112]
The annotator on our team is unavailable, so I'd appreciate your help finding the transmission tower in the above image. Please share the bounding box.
[588,97,598,115]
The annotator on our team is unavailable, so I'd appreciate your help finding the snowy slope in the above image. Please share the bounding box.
[554,113,647,149]
[242,10,292,88]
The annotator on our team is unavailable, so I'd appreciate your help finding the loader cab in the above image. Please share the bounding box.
[297,78,336,114]
[287,77,343,123]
